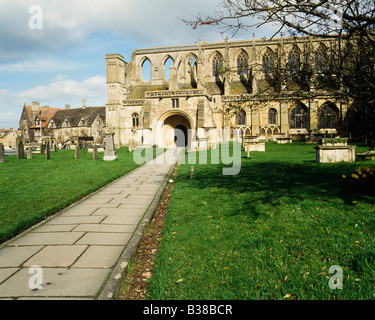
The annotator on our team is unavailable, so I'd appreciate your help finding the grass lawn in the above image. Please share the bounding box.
[146,142,375,300]
[0,147,163,244]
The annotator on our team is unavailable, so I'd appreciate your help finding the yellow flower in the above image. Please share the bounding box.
[351,174,359,179]
[362,174,367,178]
[342,175,346,179]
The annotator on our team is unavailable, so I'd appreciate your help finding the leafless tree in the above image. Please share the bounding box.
[184,0,375,140]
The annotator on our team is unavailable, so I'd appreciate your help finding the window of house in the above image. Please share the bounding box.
[172,99,179,109]
[164,57,173,80]
[288,46,301,73]
[212,53,223,77]
[35,119,41,126]
[318,103,338,129]
[237,110,246,126]
[269,108,277,125]
[132,113,140,127]
[262,49,274,74]
[290,104,308,129]
[315,45,328,72]
[237,52,248,76]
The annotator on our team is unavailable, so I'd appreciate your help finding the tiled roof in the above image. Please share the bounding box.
[51,107,106,128]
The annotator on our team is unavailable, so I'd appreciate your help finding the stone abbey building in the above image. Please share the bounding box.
[106,35,352,148]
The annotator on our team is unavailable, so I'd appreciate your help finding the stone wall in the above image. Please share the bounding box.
[106,36,351,148]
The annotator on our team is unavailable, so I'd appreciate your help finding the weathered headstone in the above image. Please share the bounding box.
[104,132,117,161]
[27,148,33,159]
[52,142,57,152]
[0,143,4,163]
[93,144,98,160]
[45,142,50,160]
[75,143,81,159]
[17,140,25,159]
[40,142,45,155]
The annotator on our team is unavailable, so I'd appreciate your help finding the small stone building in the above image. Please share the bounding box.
[19,101,106,145]
[106,35,354,148]
[0,128,18,149]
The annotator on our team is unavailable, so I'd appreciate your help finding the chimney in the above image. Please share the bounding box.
[32,101,40,111]
[10,128,13,131]
[65,104,70,110]
[82,98,87,109]
[1,127,5,132]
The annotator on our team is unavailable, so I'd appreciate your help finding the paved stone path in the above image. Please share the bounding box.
[0,148,181,300]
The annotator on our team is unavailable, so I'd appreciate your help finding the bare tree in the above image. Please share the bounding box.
[184,0,375,140]
[185,0,374,41]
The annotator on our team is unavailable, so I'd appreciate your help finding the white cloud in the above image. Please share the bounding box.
[0,59,82,72]
[0,0,234,62]
[0,75,106,129]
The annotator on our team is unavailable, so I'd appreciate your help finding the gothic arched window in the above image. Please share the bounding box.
[318,103,339,129]
[237,52,248,76]
[132,113,140,127]
[237,110,246,126]
[315,45,328,73]
[142,58,151,81]
[212,53,223,77]
[269,108,277,125]
[290,103,308,129]
[288,46,301,73]
[262,49,274,74]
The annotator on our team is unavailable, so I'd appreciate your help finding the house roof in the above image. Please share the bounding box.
[28,106,61,129]
[50,107,106,128]
[26,105,106,129]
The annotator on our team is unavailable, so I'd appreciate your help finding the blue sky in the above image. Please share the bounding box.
[0,0,275,130]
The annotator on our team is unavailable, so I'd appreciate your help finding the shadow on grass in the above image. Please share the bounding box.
[177,160,375,220]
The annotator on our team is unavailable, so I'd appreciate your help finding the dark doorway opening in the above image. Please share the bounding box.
[174,124,188,147]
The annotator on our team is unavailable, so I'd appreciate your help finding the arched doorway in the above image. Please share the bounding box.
[175,124,188,147]
[158,111,193,148]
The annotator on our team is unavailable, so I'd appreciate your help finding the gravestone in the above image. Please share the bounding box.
[40,142,45,154]
[75,144,81,159]
[45,142,50,160]
[52,142,57,152]
[17,141,25,159]
[104,132,117,161]
[93,144,98,160]
[27,148,33,159]
[0,143,4,163]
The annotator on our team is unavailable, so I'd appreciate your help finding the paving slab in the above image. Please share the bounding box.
[9,232,85,246]
[0,148,181,300]
[75,233,132,246]
[0,268,110,298]
[0,246,44,267]
[72,246,124,268]
[24,245,88,268]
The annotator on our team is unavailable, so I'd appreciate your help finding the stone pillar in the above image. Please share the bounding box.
[17,140,24,159]
[280,102,289,134]
[40,142,45,155]
[252,103,260,135]
[75,143,81,159]
[93,144,98,160]
[0,143,4,163]
[27,148,33,159]
[104,132,118,161]
[310,100,319,133]
[45,142,50,160]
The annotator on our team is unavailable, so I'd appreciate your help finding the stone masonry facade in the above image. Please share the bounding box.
[106,35,353,148]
